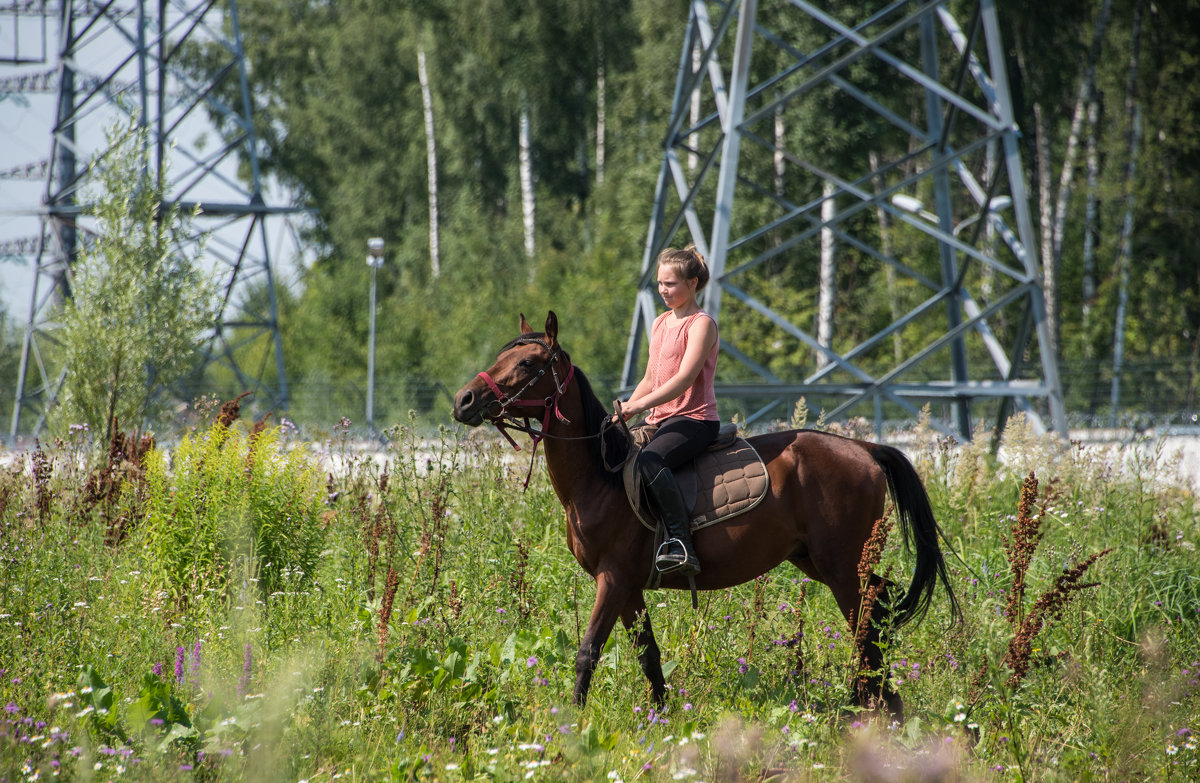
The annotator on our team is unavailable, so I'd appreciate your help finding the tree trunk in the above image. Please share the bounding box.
[520,93,536,262]
[869,151,902,362]
[774,96,785,200]
[689,42,701,174]
[1033,101,1057,364]
[816,180,836,368]
[1050,0,1112,285]
[1110,0,1143,422]
[417,46,440,278]
[1081,93,1102,353]
[596,49,606,186]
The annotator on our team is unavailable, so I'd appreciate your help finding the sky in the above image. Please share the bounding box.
[1,4,310,326]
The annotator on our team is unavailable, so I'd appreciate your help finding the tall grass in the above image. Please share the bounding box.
[0,409,1196,781]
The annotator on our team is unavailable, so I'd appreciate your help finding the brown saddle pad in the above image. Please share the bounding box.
[622,424,770,532]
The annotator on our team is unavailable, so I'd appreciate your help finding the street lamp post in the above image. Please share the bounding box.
[366,237,385,435]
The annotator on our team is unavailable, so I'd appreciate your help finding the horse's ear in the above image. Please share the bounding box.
[519,313,534,334]
[544,311,559,345]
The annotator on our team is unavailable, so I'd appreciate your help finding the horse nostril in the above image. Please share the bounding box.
[456,389,474,411]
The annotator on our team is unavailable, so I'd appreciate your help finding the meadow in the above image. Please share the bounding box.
[0,402,1197,782]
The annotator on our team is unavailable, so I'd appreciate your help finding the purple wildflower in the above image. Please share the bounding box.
[174,646,185,684]
[238,643,253,699]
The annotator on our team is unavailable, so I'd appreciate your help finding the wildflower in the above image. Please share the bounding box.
[737,657,748,674]
[1166,745,1178,755]
[526,656,538,668]
[238,643,253,699]
[174,647,185,684]
[683,703,693,711]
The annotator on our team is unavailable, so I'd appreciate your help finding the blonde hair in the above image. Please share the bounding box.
[657,245,709,291]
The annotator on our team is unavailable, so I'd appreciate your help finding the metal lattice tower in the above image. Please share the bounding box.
[2,0,293,439]
[624,0,1067,440]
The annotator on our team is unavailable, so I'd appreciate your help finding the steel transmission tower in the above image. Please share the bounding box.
[623,0,1067,440]
[2,0,293,439]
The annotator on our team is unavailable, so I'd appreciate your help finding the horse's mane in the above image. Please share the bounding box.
[572,366,629,486]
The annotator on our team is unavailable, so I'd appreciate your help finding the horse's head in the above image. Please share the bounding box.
[452,311,570,427]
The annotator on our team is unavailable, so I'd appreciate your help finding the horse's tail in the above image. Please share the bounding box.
[869,443,961,627]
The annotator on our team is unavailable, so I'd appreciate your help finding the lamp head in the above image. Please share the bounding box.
[367,237,385,267]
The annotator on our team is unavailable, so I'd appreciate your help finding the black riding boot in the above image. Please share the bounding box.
[644,465,701,576]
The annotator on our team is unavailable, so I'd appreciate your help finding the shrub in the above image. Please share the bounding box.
[140,419,325,604]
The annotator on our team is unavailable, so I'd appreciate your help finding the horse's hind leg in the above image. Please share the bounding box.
[621,593,667,707]
[837,573,904,720]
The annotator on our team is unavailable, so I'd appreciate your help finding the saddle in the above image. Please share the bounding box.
[621,422,770,534]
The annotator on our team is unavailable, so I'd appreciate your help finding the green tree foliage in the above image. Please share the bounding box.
[54,119,218,440]
[0,304,18,421]
[198,0,1200,427]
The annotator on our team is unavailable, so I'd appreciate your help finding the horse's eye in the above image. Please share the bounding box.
[518,359,535,369]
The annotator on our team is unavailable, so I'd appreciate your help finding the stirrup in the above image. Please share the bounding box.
[655,538,699,575]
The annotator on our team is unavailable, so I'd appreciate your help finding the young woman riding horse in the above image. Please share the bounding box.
[452,312,958,718]
[616,246,719,579]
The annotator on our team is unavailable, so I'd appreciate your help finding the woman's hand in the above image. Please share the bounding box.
[612,398,644,423]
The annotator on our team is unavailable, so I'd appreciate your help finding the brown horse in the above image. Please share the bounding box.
[452,311,958,717]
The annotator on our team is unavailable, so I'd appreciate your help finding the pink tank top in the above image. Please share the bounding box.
[646,310,718,425]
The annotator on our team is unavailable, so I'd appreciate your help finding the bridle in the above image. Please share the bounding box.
[475,336,632,487]
[475,338,576,486]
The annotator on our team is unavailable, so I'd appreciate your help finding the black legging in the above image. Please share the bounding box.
[636,416,720,483]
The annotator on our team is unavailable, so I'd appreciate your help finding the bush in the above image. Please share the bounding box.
[141,419,325,604]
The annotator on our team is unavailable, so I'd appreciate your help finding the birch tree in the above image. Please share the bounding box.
[520,92,536,261]
[417,45,440,279]
[816,180,836,368]
[1110,0,1143,420]
[1045,0,1113,362]
[1081,94,1102,350]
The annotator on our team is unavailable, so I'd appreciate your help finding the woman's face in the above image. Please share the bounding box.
[657,264,697,310]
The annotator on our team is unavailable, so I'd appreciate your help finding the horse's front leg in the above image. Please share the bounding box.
[620,593,667,708]
[574,573,629,706]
